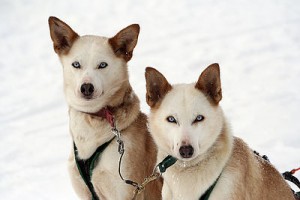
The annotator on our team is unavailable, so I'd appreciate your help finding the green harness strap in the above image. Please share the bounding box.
[74,137,115,200]
[158,155,220,200]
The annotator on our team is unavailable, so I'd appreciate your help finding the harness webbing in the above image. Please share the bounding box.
[74,137,115,200]
[199,176,220,200]
[157,155,220,200]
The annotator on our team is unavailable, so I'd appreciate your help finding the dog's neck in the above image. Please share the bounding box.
[69,85,141,159]
[83,107,115,127]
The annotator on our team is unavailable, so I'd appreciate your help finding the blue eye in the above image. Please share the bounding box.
[166,116,177,123]
[98,62,108,69]
[194,115,205,123]
[72,61,81,69]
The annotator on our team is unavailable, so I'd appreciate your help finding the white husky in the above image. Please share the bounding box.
[48,16,162,200]
[145,63,294,200]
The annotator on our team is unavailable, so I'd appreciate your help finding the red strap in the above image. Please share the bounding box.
[291,167,300,174]
[85,107,115,127]
[104,109,115,127]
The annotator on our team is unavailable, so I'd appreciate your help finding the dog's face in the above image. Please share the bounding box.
[146,64,224,162]
[59,36,128,113]
[48,17,139,112]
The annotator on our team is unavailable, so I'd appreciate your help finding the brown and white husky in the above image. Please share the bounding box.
[145,63,294,200]
[48,16,162,200]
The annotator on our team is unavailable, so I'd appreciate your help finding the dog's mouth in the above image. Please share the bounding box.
[82,95,93,100]
[80,90,104,101]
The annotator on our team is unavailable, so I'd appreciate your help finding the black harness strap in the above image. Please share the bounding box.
[199,176,220,200]
[74,137,115,200]
[283,171,300,199]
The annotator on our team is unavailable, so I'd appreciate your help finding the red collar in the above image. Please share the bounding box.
[85,107,115,127]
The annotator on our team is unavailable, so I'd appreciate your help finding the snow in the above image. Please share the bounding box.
[1,0,300,199]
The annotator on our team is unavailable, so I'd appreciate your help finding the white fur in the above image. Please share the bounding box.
[62,36,135,199]
[149,83,233,199]
[147,69,294,200]
[60,36,128,113]
[149,84,224,161]
[50,18,162,199]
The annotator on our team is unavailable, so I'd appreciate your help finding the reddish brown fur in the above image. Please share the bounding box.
[108,24,140,62]
[48,16,79,55]
[145,67,172,108]
[226,137,294,199]
[195,63,222,105]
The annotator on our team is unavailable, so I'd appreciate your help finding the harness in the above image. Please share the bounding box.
[74,107,221,200]
[73,108,116,200]
[283,168,300,199]
[135,155,221,200]
[254,151,300,199]
[74,137,115,200]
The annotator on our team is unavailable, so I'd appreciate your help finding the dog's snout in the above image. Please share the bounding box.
[81,83,94,98]
[179,145,194,158]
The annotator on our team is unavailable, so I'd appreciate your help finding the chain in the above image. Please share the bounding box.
[109,114,176,200]
[111,126,124,155]
[110,122,164,200]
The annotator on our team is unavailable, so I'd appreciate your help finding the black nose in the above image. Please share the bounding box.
[179,145,194,158]
[80,83,94,98]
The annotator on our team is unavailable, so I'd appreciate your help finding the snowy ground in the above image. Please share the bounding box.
[1,0,300,199]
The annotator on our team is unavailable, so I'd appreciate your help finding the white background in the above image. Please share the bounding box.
[1,0,299,199]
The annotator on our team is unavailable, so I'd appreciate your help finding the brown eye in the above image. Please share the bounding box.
[166,116,177,124]
[194,115,204,123]
[72,61,80,69]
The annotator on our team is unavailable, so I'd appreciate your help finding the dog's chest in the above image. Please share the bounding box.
[164,168,205,199]
[163,164,235,200]
[163,166,228,200]
[69,110,114,159]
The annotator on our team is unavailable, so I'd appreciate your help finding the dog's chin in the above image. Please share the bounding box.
[173,152,203,168]
[67,95,107,113]
[176,155,196,163]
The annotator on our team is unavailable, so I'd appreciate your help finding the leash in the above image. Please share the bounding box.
[76,107,221,199]
[131,155,177,199]
[74,107,137,200]
[87,108,144,197]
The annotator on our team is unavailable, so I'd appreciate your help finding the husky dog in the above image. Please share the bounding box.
[145,63,294,200]
[48,16,161,200]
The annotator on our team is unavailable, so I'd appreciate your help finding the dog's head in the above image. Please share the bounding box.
[48,16,139,112]
[145,64,224,162]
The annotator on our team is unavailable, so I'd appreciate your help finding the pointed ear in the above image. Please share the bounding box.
[108,24,140,62]
[48,16,79,55]
[195,63,222,105]
[145,67,172,108]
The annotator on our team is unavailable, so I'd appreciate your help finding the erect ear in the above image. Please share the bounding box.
[108,24,140,62]
[48,16,79,55]
[195,63,222,105]
[145,67,172,108]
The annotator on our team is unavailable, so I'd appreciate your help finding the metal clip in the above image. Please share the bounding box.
[117,139,124,154]
[111,127,121,138]
[132,169,161,198]
[111,126,124,153]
